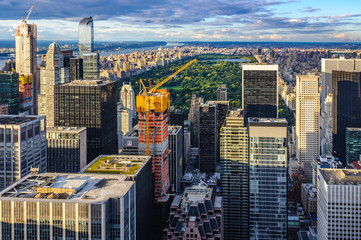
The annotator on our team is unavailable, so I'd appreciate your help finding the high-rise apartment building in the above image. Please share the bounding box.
[199,102,217,173]
[296,75,320,182]
[248,118,288,240]
[0,115,46,190]
[168,125,183,193]
[15,21,37,114]
[0,173,136,239]
[120,82,136,118]
[317,169,361,240]
[82,52,100,80]
[242,65,278,119]
[81,154,153,240]
[117,103,132,150]
[38,42,70,127]
[54,80,118,162]
[166,185,223,239]
[220,109,248,240]
[346,128,361,165]
[0,72,19,115]
[78,17,94,55]
[217,84,227,101]
[188,94,203,147]
[46,127,87,173]
[332,70,361,163]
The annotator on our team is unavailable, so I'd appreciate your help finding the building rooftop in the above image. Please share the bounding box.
[227,109,244,118]
[242,64,278,71]
[0,115,43,125]
[0,173,133,203]
[61,80,114,86]
[47,127,86,133]
[248,117,287,123]
[184,186,213,203]
[347,127,361,131]
[169,125,182,135]
[319,169,361,185]
[124,125,139,137]
[80,154,151,176]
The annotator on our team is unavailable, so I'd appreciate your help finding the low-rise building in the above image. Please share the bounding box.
[301,183,317,214]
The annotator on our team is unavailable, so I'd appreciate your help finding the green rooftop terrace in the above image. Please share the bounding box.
[84,156,146,175]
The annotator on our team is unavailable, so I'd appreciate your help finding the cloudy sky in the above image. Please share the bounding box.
[0,0,361,42]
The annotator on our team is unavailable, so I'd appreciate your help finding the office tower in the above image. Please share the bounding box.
[220,109,248,240]
[122,125,139,155]
[184,121,191,160]
[188,94,203,147]
[320,94,333,155]
[137,89,170,200]
[2,59,15,72]
[169,107,185,172]
[248,118,288,240]
[61,49,73,67]
[46,127,87,173]
[346,128,361,165]
[166,185,223,239]
[242,65,278,118]
[117,103,132,150]
[296,75,320,182]
[332,70,361,163]
[199,102,217,173]
[81,155,153,240]
[317,169,361,240]
[217,84,227,101]
[0,173,136,239]
[38,42,70,127]
[78,17,94,55]
[0,72,19,115]
[69,57,83,81]
[0,115,46,189]
[120,82,136,118]
[54,80,118,162]
[168,126,183,193]
[15,21,37,114]
[82,52,99,80]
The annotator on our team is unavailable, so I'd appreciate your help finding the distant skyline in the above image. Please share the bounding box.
[0,0,361,42]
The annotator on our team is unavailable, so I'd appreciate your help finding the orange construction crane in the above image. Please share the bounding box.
[137,58,197,155]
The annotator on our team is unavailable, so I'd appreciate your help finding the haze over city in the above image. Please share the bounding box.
[0,0,361,42]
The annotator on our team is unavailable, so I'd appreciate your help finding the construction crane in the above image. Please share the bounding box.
[22,5,35,23]
[138,58,197,155]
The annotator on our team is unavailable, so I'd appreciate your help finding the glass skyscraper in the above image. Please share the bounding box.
[346,128,361,165]
[248,118,288,240]
[78,17,94,55]
[0,72,19,115]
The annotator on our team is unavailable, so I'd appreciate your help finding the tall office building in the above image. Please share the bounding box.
[0,72,19,115]
[332,70,361,163]
[78,17,94,55]
[217,84,227,101]
[220,109,248,240]
[81,155,154,240]
[46,127,87,173]
[38,42,70,127]
[317,169,361,240]
[122,125,139,155]
[117,103,132,150]
[69,57,83,81]
[242,65,278,118]
[248,118,288,240]
[199,102,217,173]
[168,125,183,193]
[320,93,333,155]
[120,82,136,118]
[0,115,46,190]
[296,75,320,182]
[346,128,361,165]
[166,185,224,239]
[188,94,203,147]
[0,173,136,239]
[54,80,118,162]
[82,52,99,80]
[15,21,37,114]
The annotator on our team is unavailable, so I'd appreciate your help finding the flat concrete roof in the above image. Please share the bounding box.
[319,169,361,185]
[62,80,114,86]
[47,127,86,133]
[0,115,43,125]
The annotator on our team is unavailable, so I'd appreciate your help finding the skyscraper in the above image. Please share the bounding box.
[188,94,203,147]
[38,42,70,127]
[82,52,99,80]
[78,17,94,55]
[120,82,136,118]
[117,103,132,150]
[217,84,227,101]
[332,70,361,163]
[248,118,288,240]
[317,169,361,240]
[199,102,217,173]
[345,128,361,165]
[0,115,46,190]
[0,72,19,115]
[242,65,278,119]
[296,75,320,182]
[69,57,83,81]
[168,125,183,193]
[220,109,249,239]
[54,80,118,162]
[15,21,37,114]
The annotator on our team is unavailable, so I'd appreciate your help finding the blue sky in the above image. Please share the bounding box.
[1,0,361,42]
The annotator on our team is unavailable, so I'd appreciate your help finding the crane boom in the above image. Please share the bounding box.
[149,58,197,93]
[23,5,35,23]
